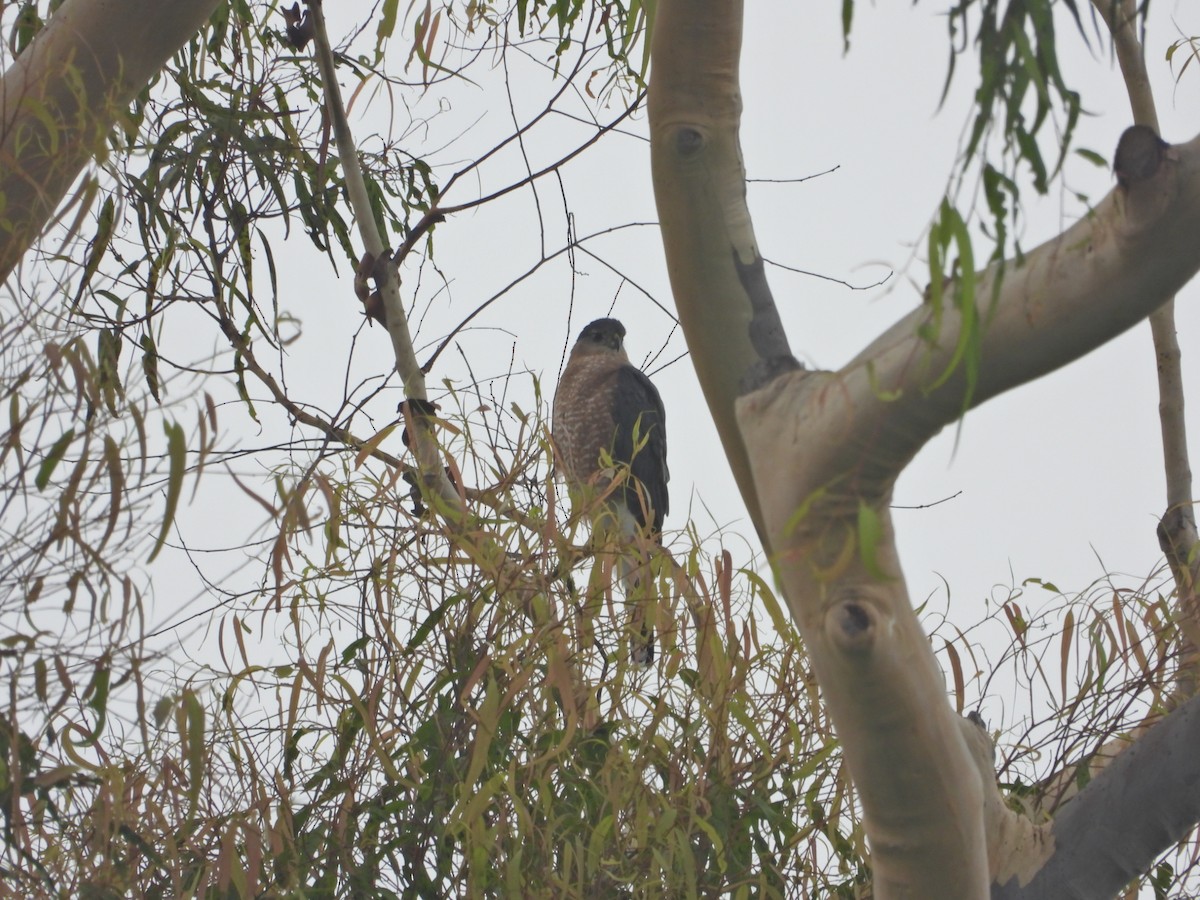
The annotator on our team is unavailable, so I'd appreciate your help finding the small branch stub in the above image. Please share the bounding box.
[355,250,392,328]
[1114,124,1170,189]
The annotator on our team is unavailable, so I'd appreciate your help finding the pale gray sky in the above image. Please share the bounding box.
[383,2,1200,615]
[152,1,1200,725]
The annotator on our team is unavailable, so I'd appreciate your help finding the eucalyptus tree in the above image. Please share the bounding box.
[651,0,1200,896]
[2,0,1199,897]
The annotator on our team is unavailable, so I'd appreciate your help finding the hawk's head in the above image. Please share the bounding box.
[573,318,627,357]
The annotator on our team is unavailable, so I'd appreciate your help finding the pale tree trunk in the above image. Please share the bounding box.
[0,0,223,285]
[650,0,1200,897]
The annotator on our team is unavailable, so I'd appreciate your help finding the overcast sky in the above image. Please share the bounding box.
[343,1,1200,615]
[143,1,1200,719]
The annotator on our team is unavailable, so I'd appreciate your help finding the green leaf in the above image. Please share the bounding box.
[101,435,124,546]
[981,164,1016,261]
[233,351,258,421]
[783,482,834,537]
[340,637,369,665]
[97,328,123,413]
[856,501,890,581]
[743,567,792,638]
[180,689,205,814]
[152,696,174,728]
[84,659,111,743]
[74,196,116,306]
[406,594,458,652]
[118,825,167,869]
[376,0,399,55]
[10,3,44,55]
[140,334,161,402]
[148,421,186,562]
[924,199,980,416]
[35,429,75,490]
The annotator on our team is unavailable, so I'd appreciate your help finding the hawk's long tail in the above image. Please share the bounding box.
[618,551,656,667]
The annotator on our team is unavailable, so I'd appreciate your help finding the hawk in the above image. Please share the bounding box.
[553,318,669,665]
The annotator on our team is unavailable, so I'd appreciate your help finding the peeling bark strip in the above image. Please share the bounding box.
[733,252,801,393]
[651,0,1200,897]
[0,0,225,285]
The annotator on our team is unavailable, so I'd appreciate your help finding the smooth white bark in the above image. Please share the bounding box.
[0,0,222,284]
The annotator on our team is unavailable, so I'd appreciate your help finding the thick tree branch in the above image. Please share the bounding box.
[0,0,223,285]
[649,0,781,547]
[734,376,993,896]
[735,120,1200,900]
[831,133,1200,473]
[994,691,1200,899]
[650,0,990,895]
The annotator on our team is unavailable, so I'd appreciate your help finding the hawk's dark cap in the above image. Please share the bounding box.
[578,318,626,344]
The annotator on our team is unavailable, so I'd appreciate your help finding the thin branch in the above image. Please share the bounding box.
[765,257,892,291]
[1095,0,1200,680]
[420,222,659,372]
[392,92,646,267]
[306,0,461,511]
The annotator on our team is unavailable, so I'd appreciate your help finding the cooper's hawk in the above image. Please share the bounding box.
[553,318,669,665]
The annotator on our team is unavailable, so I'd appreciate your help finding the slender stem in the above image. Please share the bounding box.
[1095,0,1200,668]
[306,0,462,510]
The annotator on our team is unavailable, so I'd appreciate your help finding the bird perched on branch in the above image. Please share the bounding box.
[553,318,669,665]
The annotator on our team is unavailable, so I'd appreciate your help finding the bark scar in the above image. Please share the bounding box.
[734,251,802,393]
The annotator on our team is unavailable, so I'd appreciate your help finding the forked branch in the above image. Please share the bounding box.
[649,0,1200,896]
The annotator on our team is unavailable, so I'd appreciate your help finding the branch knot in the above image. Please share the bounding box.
[826,598,876,654]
